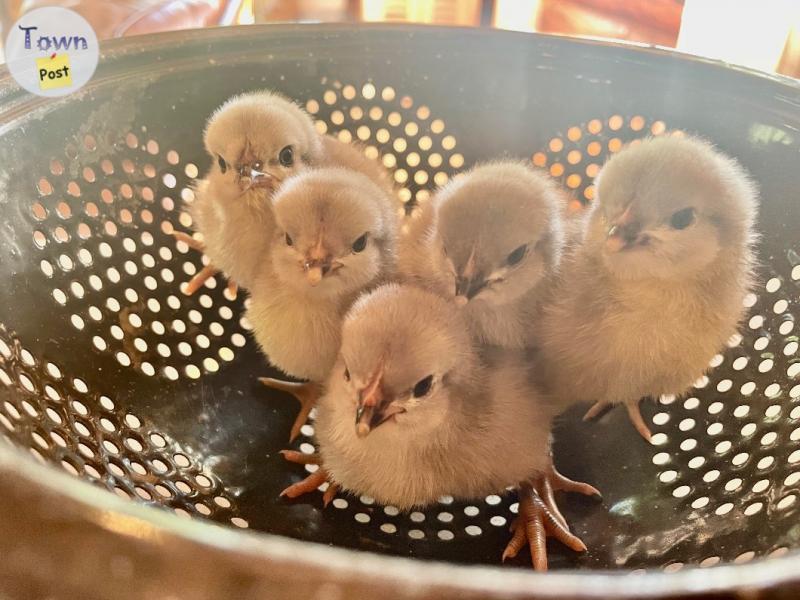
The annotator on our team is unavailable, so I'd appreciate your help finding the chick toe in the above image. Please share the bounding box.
[172,230,205,251]
[260,379,322,442]
[184,263,218,296]
[279,450,339,506]
[502,473,591,571]
[625,401,653,442]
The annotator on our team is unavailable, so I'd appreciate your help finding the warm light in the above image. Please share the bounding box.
[98,511,165,542]
[678,0,799,72]
[361,0,481,25]
[493,0,541,33]
[237,0,255,25]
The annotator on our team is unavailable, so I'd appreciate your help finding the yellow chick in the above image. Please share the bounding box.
[248,167,397,441]
[282,283,598,570]
[398,161,565,348]
[536,135,758,440]
[179,90,392,294]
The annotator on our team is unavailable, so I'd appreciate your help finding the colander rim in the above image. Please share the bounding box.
[2,433,798,597]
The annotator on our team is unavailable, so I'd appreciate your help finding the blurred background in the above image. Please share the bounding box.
[1,0,799,77]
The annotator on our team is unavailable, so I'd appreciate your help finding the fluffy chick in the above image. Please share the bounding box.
[248,167,397,440]
[181,91,392,294]
[398,161,565,348]
[536,135,758,440]
[299,283,598,570]
[182,91,322,293]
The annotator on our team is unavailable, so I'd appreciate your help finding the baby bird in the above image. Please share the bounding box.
[178,91,322,294]
[536,135,758,440]
[248,167,397,441]
[398,162,565,348]
[179,91,393,294]
[283,283,597,570]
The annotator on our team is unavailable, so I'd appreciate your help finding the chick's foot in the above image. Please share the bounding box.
[279,450,339,506]
[173,231,204,252]
[259,379,322,442]
[582,400,652,442]
[502,467,599,571]
[173,231,227,296]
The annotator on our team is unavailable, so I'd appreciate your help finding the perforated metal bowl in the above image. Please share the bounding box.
[0,24,799,600]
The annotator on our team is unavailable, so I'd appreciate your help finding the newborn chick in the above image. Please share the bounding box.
[180,91,393,294]
[248,167,397,441]
[398,162,565,348]
[537,135,758,440]
[180,91,322,294]
[297,283,598,570]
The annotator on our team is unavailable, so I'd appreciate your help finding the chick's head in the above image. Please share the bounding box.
[271,168,395,298]
[203,91,322,196]
[592,135,758,280]
[330,284,478,441]
[435,162,563,307]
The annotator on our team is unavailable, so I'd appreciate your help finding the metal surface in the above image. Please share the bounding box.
[0,23,798,599]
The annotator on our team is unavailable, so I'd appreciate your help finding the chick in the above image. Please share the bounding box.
[398,162,565,348]
[176,91,324,294]
[179,91,393,294]
[248,167,397,441]
[284,283,598,570]
[536,135,758,440]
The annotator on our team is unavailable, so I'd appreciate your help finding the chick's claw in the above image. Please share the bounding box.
[279,449,320,465]
[502,465,599,571]
[537,475,568,530]
[547,464,602,499]
[172,231,227,296]
[625,401,653,442]
[279,469,328,499]
[583,400,653,442]
[279,450,339,506]
[172,231,204,252]
[581,400,610,422]
[259,378,322,442]
[184,264,218,296]
[502,480,588,571]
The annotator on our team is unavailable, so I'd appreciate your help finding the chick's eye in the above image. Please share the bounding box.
[285,232,293,246]
[352,233,368,253]
[278,145,294,167]
[217,155,227,173]
[670,207,696,230]
[506,244,528,266]
[412,375,434,398]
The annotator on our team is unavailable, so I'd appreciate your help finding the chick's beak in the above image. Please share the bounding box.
[248,168,275,189]
[303,259,343,285]
[355,367,403,437]
[453,244,485,304]
[454,275,487,304]
[304,260,331,285]
[238,165,275,192]
[605,206,645,252]
[303,236,343,285]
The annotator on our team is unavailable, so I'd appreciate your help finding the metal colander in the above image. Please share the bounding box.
[0,24,799,600]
